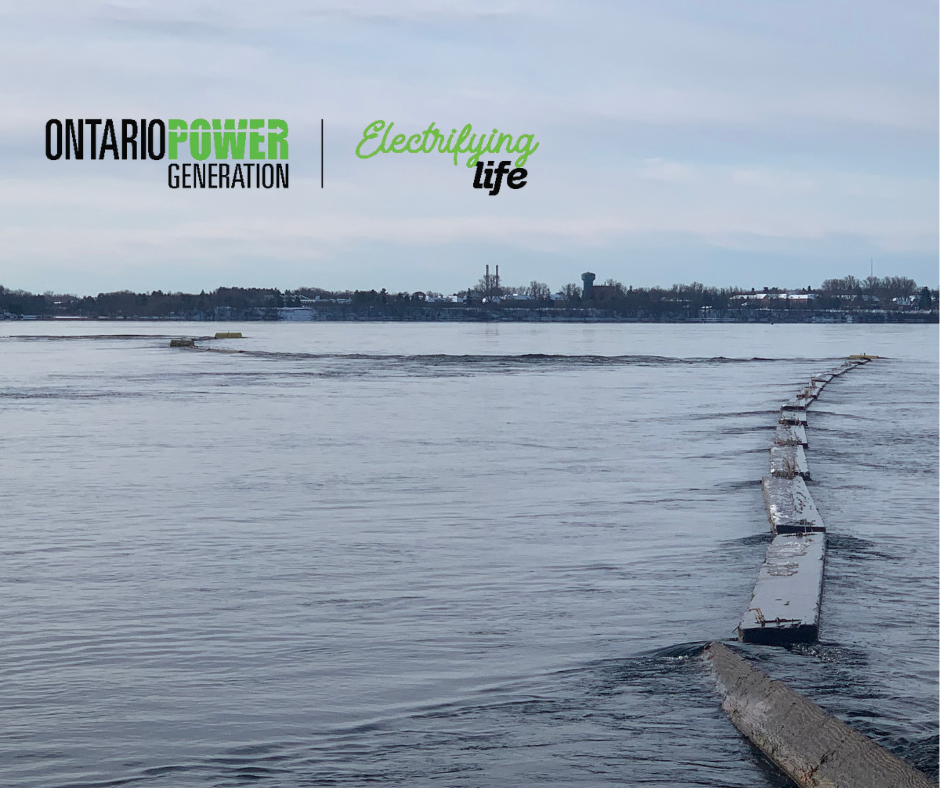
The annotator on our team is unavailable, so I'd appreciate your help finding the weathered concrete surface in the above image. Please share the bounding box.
[770,444,810,479]
[775,424,808,447]
[704,642,934,788]
[783,395,813,411]
[799,386,821,404]
[832,361,860,377]
[780,409,808,426]
[762,475,824,532]
[738,533,824,644]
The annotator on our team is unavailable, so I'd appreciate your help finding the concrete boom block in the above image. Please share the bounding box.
[738,533,824,644]
[770,444,810,479]
[775,424,808,447]
[762,475,824,532]
[779,409,808,426]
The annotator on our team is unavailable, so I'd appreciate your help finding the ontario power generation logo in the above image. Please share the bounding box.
[356,121,538,195]
[44,118,290,189]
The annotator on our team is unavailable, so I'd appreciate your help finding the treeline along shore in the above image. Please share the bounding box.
[1,274,937,323]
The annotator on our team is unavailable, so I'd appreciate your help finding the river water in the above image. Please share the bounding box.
[0,322,936,787]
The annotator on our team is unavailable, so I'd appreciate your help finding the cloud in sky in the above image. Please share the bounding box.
[0,0,936,294]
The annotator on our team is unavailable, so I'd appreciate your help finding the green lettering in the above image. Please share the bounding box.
[464,133,487,168]
[352,121,538,168]
[511,134,539,167]
[485,128,499,153]
[189,118,211,161]
[168,119,187,160]
[267,119,288,160]
[441,128,456,154]
[452,124,472,166]
[212,119,247,159]
[249,119,265,160]
[420,122,441,152]
[355,120,386,159]
[495,133,513,153]
[379,122,394,152]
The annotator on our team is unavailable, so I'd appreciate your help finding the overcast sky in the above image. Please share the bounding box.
[0,0,936,295]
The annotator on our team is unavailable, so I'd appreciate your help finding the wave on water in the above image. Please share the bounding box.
[4,334,213,341]
[197,349,812,366]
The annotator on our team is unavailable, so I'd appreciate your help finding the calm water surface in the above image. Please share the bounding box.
[0,323,936,786]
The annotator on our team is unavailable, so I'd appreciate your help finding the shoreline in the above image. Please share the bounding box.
[2,309,937,324]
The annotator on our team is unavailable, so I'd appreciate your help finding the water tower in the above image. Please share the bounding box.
[581,271,595,301]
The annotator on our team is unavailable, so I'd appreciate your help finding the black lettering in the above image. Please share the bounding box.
[276,163,288,188]
[489,161,511,196]
[472,161,484,188]
[99,119,119,159]
[168,163,180,188]
[208,163,217,188]
[45,119,62,160]
[218,163,230,188]
[148,120,165,160]
[66,119,83,159]
[261,163,274,188]
[231,164,244,187]
[507,168,527,189]
[86,119,102,159]
[141,118,147,159]
[483,160,494,190]
[193,163,205,188]
[122,119,138,160]
[182,163,191,188]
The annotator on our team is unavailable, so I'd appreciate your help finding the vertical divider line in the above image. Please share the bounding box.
[321,119,324,188]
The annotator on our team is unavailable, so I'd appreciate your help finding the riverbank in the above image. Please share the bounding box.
[3,307,937,323]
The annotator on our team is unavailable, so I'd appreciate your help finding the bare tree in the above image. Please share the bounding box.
[526,281,551,301]
[822,275,861,294]
[882,276,917,299]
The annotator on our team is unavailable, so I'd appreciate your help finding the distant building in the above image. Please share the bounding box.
[590,285,619,304]
[581,272,595,300]
[730,292,816,305]
[278,307,314,321]
[730,293,771,303]
[581,272,619,303]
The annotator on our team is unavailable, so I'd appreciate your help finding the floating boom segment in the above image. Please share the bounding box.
[770,444,810,479]
[779,409,807,426]
[775,424,807,447]
[762,476,824,532]
[738,533,825,644]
